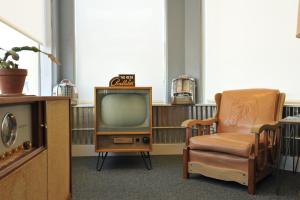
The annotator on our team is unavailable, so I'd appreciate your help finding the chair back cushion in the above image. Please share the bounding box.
[217,89,279,133]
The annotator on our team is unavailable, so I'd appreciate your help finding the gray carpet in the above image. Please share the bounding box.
[72,155,300,200]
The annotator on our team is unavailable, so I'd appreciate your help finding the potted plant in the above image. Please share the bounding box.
[0,46,59,95]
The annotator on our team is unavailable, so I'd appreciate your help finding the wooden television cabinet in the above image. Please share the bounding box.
[0,96,71,200]
[94,87,152,170]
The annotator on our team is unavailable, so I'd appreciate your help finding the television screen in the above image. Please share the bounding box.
[96,88,151,132]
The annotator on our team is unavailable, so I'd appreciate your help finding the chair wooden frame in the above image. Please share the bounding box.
[182,92,285,194]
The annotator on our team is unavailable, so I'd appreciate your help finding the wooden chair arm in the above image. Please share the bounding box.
[251,121,279,134]
[251,121,280,171]
[182,118,216,146]
[181,118,217,128]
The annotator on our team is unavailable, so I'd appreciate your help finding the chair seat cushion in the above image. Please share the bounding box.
[189,133,258,158]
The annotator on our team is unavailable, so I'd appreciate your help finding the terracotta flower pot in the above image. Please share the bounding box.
[0,69,27,95]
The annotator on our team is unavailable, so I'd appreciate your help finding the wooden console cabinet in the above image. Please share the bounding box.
[0,97,71,200]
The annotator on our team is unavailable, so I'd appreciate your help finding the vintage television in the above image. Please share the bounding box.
[94,87,152,152]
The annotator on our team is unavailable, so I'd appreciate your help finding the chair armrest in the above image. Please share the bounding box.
[182,118,216,146]
[251,121,280,171]
[181,118,217,128]
[251,121,279,134]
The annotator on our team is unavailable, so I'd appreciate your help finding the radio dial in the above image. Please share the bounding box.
[1,113,17,147]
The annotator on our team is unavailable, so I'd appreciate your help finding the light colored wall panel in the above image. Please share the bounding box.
[185,0,203,103]
[297,0,300,38]
[167,0,185,102]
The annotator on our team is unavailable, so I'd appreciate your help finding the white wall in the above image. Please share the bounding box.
[0,0,51,45]
[204,0,300,103]
[75,0,166,104]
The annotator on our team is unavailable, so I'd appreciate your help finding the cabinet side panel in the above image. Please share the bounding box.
[46,100,70,200]
[0,151,47,200]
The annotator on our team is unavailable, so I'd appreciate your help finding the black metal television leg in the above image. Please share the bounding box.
[140,152,152,170]
[96,152,108,171]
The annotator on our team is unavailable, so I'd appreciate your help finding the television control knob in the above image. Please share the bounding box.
[143,137,150,144]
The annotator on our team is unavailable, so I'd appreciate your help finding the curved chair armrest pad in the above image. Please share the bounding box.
[181,118,217,128]
[251,121,279,134]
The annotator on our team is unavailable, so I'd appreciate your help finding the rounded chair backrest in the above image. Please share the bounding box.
[215,89,281,133]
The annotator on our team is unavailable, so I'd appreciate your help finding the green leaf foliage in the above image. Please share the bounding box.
[0,46,59,69]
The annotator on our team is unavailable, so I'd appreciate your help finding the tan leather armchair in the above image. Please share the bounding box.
[182,89,285,194]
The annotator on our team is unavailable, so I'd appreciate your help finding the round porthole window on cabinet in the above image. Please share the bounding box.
[1,113,17,147]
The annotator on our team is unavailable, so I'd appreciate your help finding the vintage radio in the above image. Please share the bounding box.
[0,101,45,171]
[0,96,71,200]
[171,75,196,104]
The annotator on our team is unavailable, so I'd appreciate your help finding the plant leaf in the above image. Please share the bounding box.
[7,61,18,69]
[1,61,10,69]
[31,46,39,52]
[47,53,61,65]
[7,50,19,61]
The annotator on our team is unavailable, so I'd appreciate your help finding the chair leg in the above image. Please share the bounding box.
[183,147,189,179]
[248,157,256,194]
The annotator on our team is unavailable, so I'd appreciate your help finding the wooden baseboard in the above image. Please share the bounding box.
[280,156,300,172]
[72,145,98,157]
[151,143,185,155]
[72,143,185,156]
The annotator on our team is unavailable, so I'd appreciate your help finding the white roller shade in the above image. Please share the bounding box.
[0,0,50,45]
[75,0,166,103]
[204,0,300,103]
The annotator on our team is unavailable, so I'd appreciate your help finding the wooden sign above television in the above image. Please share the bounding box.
[109,74,135,87]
